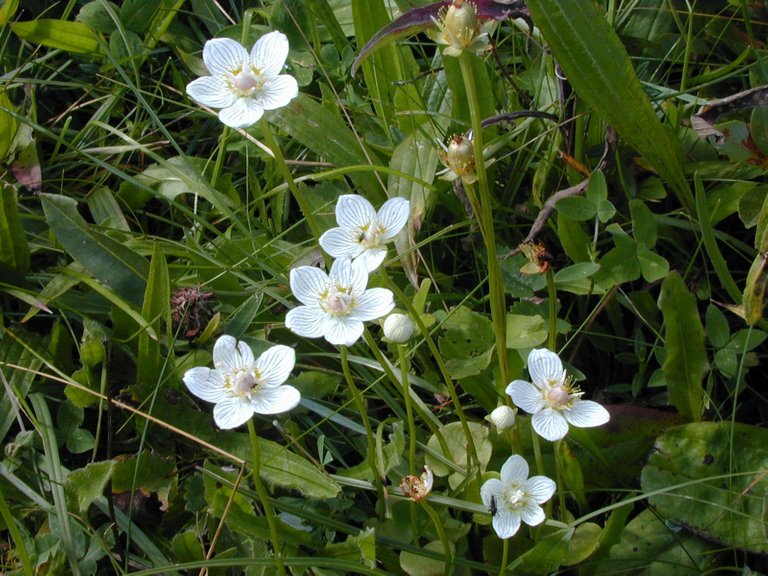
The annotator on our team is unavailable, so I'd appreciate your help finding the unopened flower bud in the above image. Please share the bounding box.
[487,405,516,431]
[438,134,477,183]
[383,313,415,343]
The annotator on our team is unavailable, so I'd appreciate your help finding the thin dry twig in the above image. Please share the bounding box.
[504,127,617,258]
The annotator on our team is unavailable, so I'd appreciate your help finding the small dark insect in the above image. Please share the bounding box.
[489,495,498,516]
[703,454,714,465]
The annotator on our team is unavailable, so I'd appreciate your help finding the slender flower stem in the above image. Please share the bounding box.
[260,122,322,243]
[458,51,508,385]
[378,268,481,482]
[398,343,417,477]
[554,440,567,516]
[421,499,453,575]
[246,420,286,576]
[499,538,510,576]
[340,345,385,512]
[546,269,558,351]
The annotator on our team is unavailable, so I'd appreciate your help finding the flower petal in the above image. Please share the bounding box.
[519,501,546,527]
[319,227,362,260]
[186,76,237,109]
[564,400,610,428]
[257,75,298,110]
[290,266,328,305]
[531,408,569,441]
[251,385,301,414]
[324,315,364,346]
[336,195,376,232]
[492,508,521,539]
[506,380,544,414]
[183,367,228,403]
[285,306,327,339]
[352,287,394,322]
[213,335,254,373]
[330,257,368,296]
[499,454,529,484]
[212,396,254,429]
[527,348,566,387]
[480,478,502,509]
[525,475,557,504]
[377,197,410,240]
[250,31,289,77]
[255,345,295,387]
[355,248,387,274]
[203,38,248,76]
[218,99,264,128]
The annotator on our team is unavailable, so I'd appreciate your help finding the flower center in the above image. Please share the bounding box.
[231,370,261,398]
[546,384,571,407]
[231,70,263,97]
[503,484,527,510]
[321,287,355,316]
[544,376,582,410]
[357,224,381,249]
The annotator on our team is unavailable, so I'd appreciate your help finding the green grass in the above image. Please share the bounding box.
[1,0,767,574]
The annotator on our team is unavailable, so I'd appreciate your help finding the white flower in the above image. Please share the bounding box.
[319,195,410,273]
[183,335,300,429]
[383,313,415,343]
[186,32,298,129]
[480,454,556,539]
[506,349,610,442]
[487,405,516,431]
[285,257,395,346]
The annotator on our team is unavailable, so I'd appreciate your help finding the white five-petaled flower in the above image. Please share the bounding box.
[506,348,610,442]
[183,335,300,429]
[285,257,395,346]
[186,32,298,129]
[480,454,556,539]
[319,195,410,273]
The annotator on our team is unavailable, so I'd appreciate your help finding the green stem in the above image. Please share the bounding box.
[554,440,567,517]
[498,538,509,576]
[378,269,481,481]
[340,345,385,512]
[398,343,417,477]
[458,51,508,385]
[546,269,558,351]
[421,500,453,575]
[247,420,286,576]
[260,122,323,244]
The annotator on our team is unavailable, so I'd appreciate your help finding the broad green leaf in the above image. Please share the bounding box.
[0,186,30,275]
[743,251,767,325]
[0,330,44,443]
[555,195,594,221]
[512,527,573,574]
[41,194,148,308]
[400,540,450,576]
[641,422,768,554]
[525,0,691,210]
[636,243,669,283]
[658,272,708,420]
[76,1,119,34]
[86,187,130,231]
[425,421,492,490]
[136,241,170,397]
[705,304,731,349]
[0,90,18,162]
[629,198,657,247]
[587,170,615,223]
[438,305,495,380]
[271,94,384,203]
[10,19,101,56]
[557,214,591,262]
[553,262,600,283]
[564,523,602,566]
[64,461,115,514]
[505,313,547,349]
[322,527,377,569]
[593,508,719,575]
[0,0,19,26]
